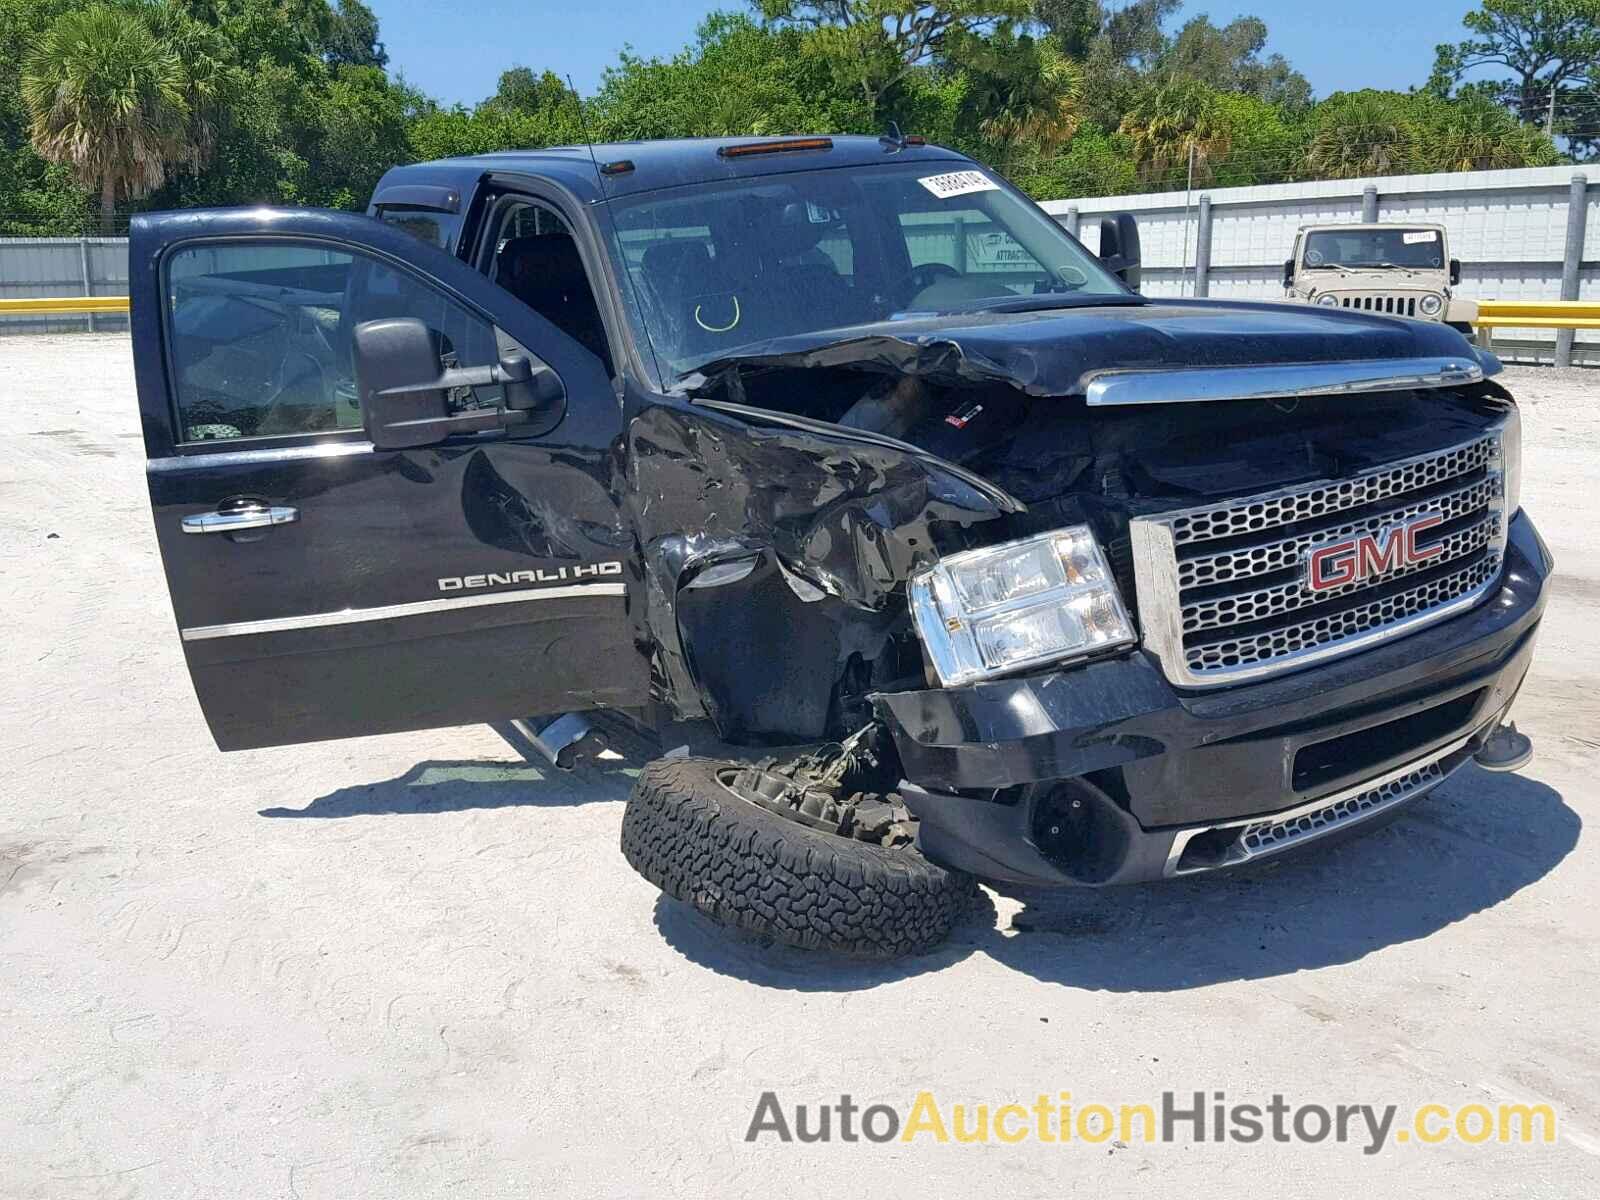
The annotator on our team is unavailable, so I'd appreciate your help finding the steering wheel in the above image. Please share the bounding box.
[898,261,962,302]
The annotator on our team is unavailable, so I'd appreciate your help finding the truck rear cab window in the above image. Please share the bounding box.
[376,208,449,248]
[163,241,507,443]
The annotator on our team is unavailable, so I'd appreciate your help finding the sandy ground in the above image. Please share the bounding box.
[1,335,1597,1198]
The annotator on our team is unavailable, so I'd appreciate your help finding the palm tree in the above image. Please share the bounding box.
[22,4,191,233]
[1424,95,1562,172]
[1119,77,1234,188]
[143,1,232,171]
[978,42,1083,170]
[1302,91,1418,180]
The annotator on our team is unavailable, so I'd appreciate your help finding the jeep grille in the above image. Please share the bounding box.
[1337,293,1418,317]
[1130,423,1512,687]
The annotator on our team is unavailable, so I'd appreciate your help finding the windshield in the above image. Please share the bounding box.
[1302,228,1446,270]
[606,162,1128,376]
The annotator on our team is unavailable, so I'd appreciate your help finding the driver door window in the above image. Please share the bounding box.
[164,241,504,443]
[485,199,612,372]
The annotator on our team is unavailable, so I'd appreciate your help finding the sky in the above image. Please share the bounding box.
[369,0,1483,110]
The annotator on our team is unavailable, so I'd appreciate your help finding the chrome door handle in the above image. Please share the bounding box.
[181,505,299,534]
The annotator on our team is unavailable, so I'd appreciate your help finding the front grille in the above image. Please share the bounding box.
[1131,422,1512,687]
[1338,293,1418,317]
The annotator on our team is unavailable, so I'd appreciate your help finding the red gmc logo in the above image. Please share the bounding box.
[1305,513,1444,593]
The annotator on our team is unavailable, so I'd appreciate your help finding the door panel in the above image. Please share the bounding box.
[130,207,647,750]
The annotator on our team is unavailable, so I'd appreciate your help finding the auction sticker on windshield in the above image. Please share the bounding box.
[1403,231,1439,243]
[918,170,1000,199]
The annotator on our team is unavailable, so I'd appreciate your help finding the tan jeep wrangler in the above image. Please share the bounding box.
[1283,222,1477,337]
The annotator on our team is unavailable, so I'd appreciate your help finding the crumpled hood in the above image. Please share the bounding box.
[680,297,1494,397]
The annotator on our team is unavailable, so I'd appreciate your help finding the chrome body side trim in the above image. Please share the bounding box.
[149,440,372,471]
[1083,357,1483,407]
[180,582,626,641]
[1161,733,1475,877]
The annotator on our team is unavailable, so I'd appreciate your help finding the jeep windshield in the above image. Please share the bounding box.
[607,161,1130,377]
[1303,228,1445,270]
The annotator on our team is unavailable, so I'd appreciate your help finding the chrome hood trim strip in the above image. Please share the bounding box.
[1083,357,1484,407]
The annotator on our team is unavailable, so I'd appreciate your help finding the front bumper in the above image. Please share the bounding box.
[872,511,1552,887]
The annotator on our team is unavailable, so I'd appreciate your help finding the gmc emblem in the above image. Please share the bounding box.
[1305,513,1444,593]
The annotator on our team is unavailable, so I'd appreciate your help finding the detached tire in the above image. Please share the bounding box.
[621,757,975,958]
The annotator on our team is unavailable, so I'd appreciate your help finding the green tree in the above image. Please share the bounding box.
[1300,90,1418,179]
[756,0,1031,118]
[482,67,575,118]
[22,3,195,232]
[1118,76,1234,188]
[1414,92,1562,171]
[309,64,412,208]
[1008,121,1136,198]
[1430,0,1600,131]
[1209,90,1298,186]
[592,12,869,140]
[326,0,386,68]
[1160,14,1311,110]
[954,28,1081,170]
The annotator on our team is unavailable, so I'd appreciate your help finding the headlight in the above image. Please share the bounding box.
[1418,293,1443,317]
[909,528,1136,686]
[1316,293,1341,307]
[1499,406,1521,517]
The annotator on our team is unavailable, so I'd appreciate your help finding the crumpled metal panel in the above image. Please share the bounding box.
[626,399,1012,723]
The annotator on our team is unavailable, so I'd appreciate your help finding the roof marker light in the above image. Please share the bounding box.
[716,137,834,159]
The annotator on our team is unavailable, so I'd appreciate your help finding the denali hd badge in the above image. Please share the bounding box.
[1305,514,1444,593]
[437,561,623,592]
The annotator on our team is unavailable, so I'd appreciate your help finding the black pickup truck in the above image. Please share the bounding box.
[129,134,1550,956]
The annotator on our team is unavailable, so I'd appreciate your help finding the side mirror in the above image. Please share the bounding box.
[1098,212,1141,291]
[1283,258,1295,288]
[1449,258,1462,286]
[353,317,564,450]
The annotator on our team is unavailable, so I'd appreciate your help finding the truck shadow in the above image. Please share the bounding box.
[652,767,1580,993]
[258,758,636,818]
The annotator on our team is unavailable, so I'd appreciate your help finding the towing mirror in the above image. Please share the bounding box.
[1097,212,1142,291]
[353,317,564,450]
[1283,258,1295,288]
[1450,258,1462,286]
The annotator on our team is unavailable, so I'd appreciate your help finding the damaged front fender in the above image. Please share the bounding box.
[626,397,1017,736]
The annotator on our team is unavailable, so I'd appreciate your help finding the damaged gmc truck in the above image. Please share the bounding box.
[130,135,1550,957]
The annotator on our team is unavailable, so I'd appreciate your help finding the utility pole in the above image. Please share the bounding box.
[1547,84,1557,136]
[1180,141,1197,297]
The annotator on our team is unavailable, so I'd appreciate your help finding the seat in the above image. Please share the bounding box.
[639,240,749,358]
[496,233,611,367]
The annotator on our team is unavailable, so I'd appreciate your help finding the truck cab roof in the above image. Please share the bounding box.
[371,135,969,208]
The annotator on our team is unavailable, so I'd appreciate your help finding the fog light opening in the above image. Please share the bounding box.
[1028,780,1132,884]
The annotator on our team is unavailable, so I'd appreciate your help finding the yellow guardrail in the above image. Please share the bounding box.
[2,294,1596,330]
[1475,300,1600,330]
[0,296,130,315]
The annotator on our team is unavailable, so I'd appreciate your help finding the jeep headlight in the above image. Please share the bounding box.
[1418,293,1443,317]
[1316,293,1341,307]
[909,529,1136,686]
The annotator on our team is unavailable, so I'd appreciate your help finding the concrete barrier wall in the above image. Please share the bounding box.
[0,237,130,335]
[5,164,1594,361]
[1043,165,1597,364]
